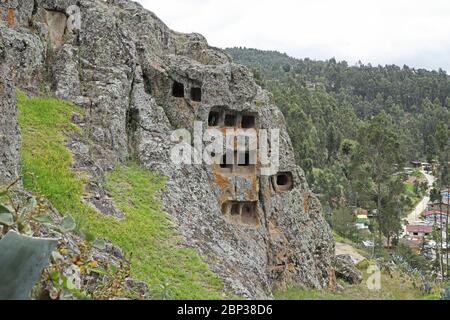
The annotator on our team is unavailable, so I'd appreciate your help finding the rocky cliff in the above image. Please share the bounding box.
[0,27,20,185]
[0,0,335,299]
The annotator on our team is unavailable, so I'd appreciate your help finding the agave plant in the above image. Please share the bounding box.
[0,177,76,237]
[0,177,76,300]
[0,230,58,299]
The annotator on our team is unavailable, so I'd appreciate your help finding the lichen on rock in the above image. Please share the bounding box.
[0,28,20,185]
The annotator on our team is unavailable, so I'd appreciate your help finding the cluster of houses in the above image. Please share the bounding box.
[350,161,450,261]
[353,209,376,231]
[404,189,450,255]
[349,176,449,259]
[410,161,433,172]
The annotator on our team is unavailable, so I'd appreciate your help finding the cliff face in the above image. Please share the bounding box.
[0,0,335,298]
[0,28,20,185]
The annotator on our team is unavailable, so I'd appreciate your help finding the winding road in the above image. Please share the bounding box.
[403,171,435,230]
[336,171,435,260]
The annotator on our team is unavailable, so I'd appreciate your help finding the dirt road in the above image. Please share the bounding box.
[404,171,435,227]
[335,242,366,264]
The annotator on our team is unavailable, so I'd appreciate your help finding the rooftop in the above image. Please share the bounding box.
[424,210,448,217]
[406,224,433,234]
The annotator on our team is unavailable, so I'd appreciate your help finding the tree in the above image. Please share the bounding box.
[282,64,291,73]
[356,112,404,245]
[378,178,405,247]
[430,187,443,276]
[332,207,357,240]
[434,121,450,279]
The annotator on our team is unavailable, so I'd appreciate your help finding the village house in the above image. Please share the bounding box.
[355,215,370,230]
[409,160,433,172]
[406,224,433,238]
[442,190,450,202]
[423,210,448,225]
[411,161,423,169]
[353,209,370,230]
[427,200,450,213]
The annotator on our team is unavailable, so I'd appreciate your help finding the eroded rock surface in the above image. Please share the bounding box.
[0,29,20,185]
[334,255,363,285]
[0,0,335,298]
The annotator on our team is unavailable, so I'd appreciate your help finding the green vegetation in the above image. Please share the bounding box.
[227,47,450,179]
[275,268,438,300]
[17,92,225,299]
[411,170,424,178]
[227,48,450,286]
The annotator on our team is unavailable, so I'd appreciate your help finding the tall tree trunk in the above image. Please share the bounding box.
[446,187,449,279]
[439,200,444,280]
[434,211,438,274]
[377,182,383,248]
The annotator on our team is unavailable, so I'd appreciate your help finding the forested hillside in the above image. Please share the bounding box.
[227,47,450,160]
[227,48,450,247]
[226,48,450,210]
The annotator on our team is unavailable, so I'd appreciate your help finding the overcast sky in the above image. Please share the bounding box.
[136,0,450,71]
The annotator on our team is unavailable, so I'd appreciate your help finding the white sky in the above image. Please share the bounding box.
[136,0,450,71]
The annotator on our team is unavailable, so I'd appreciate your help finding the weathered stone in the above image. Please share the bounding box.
[442,287,450,300]
[44,9,67,50]
[1,0,335,299]
[0,27,20,185]
[125,278,149,298]
[0,23,44,92]
[334,254,363,285]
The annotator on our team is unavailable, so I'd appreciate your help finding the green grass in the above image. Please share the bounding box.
[333,231,347,243]
[404,181,421,213]
[405,182,415,194]
[17,91,225,299]
[411,170,424,178]
[275,267,436,300]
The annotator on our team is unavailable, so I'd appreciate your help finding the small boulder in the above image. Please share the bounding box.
[442,287,450,300]
[334,254,363,284]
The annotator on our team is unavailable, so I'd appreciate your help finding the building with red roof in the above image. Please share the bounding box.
[406,224,433,237]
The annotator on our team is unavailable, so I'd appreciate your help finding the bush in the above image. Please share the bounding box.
[394,243,430,273]
[356,259,371,271]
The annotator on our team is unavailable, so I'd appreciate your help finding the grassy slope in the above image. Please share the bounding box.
[404,171,426,212]
[275,268,440,300]
[17,91,225,299]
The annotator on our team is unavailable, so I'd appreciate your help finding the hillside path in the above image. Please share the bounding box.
[404,171,435,229]
[335,242,366,264]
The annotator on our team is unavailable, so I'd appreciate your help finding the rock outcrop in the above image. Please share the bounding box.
[0,0,335,298]
[0,28,20,185]
[334,255,363,285]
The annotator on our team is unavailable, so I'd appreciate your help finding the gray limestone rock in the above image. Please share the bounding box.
[0,28,20,185]
[0,0,335,299]
[334,254,363,285]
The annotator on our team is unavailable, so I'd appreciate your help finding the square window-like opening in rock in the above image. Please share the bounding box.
[143,73,152,95]
[220,154,233,169]
[224,114,237,127]
[231,203,241,216]
[241,115,256,129]
[237,152,251,167]
[277,174,289,186]
[127,108,139,132]
[208,111,220,127]
[274,172,294,192]
[172,81,185,98]
[221,202,230,215]
[191,87,202,102]
[241,202,258,226]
